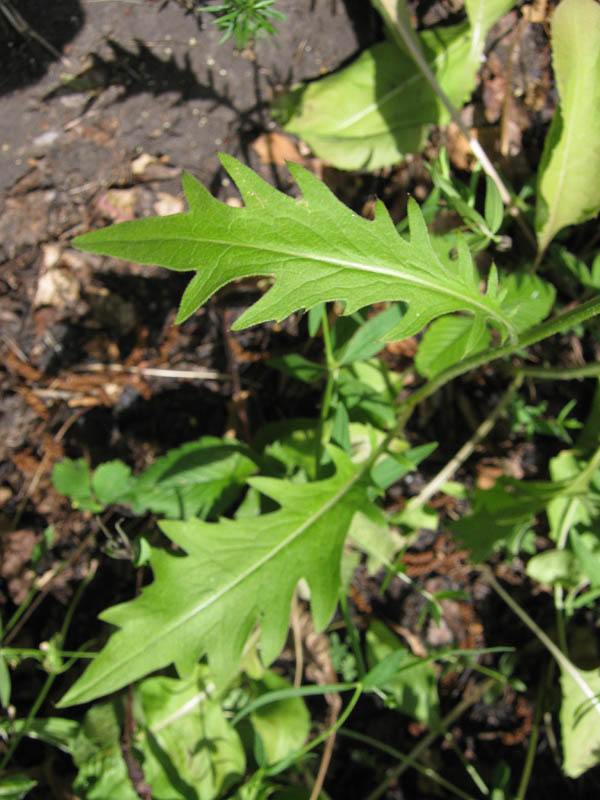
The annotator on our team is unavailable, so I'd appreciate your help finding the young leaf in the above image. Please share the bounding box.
[451,477,563,562]
[560,664,600,777]
[73,155,515,341]
[59,448,369,706]
[535,0,600,255]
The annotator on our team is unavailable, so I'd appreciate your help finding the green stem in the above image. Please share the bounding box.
[441,726,489,795]
[315,305,338,475]
[0,565,96,771]
[510,361,600,380]
[408,374,523,509]
[485,568,600,718]
[365,678,497,800]
[338,729,479,800]
[516,665,548,800]
[265,684,363,777]
[338,589,367,680]
[395,295,600,433]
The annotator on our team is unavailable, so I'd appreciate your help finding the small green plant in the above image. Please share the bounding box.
[198,0,285,48]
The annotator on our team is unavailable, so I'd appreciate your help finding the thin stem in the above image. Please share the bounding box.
[371,0,511,206]
[338,589,367,680]
[408,375,523,509]
[441,726,489,795]
[394,295,600,434]
[516,665,548,800]
[365,678,497,800]
[338,729,479,800]
[485,567,600,719]
[265,685,363,777]
[315,306,337,474]
[0,563,96,771]
[509,361,600,380]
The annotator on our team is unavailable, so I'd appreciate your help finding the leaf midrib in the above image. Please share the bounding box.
[541,27,586,245]
[103,234,510,329]
[78,471,360,699]
[333,28,470,131]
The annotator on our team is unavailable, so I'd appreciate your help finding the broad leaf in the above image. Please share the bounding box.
[365,620,440,727]
[248,670,310,765]
[59,448,369,705]
[535,0,600,254]
[464,0,516,70]
[135,669,245,798]
[451,477,563,562]
[274,0,514,170]
[0,776,38,800]
[559,665,600,777]
[272,24,473,171]
[73,156,515,341]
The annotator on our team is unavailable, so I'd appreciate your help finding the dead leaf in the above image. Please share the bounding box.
[252,132,303,166]
[34,268,80,310]
[95,188,138,223]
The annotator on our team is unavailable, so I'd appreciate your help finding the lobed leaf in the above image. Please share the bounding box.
[59,448,369,706]
[74,155,516,343]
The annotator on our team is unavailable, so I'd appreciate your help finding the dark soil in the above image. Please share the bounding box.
[1,1,599,798]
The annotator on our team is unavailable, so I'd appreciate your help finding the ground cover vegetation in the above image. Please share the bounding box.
[1,0,600,797]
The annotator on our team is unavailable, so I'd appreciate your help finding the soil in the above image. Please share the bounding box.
[1,1,599,798]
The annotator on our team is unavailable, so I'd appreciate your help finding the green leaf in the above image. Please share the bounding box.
[59,448,369,705]
[124,437,257,519]
[0,776,37,800]
[2,717,79,753]
[570,529,600,587]
[498,272,556,333]
[248,671,310,765]
[526,549,581,588]
[72,704,140,800]
[73,156,515,341]
[337,304,405,365]
[92,461,134,506]
[52,458,102,512]
[272,24,473,170]
[483,173,504,234]
[463,0,516,70]
[0,653,10,708]
[267,353,326,384]
[535,0,600,254]
[365,621,440,727]
[415,314,491,379]
[136,668,245,799]
[559,664,600,777]
[451,477,563,562]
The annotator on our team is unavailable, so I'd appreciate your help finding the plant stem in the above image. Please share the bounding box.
[408,374,523,509]
[516,665,547,800]
[0,563,96,771]
[484,567,600,718]
[315,305,337,474]
[509,361,600,380]
[338,729,479,800]
[394,294,600,434]
[365,678,497,800]
[338,589,367,680]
